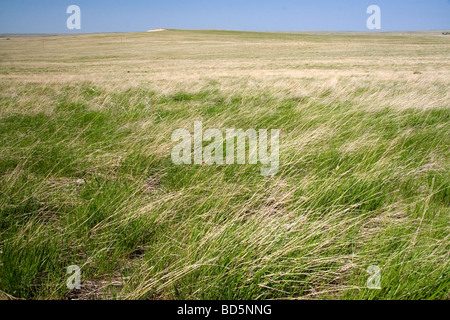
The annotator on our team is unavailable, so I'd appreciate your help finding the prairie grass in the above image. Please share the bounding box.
[0,30,448,299]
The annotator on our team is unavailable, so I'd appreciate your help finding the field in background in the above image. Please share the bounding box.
[0,30,449,299]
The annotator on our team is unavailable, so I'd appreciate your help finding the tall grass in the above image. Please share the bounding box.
[0,30,448,299]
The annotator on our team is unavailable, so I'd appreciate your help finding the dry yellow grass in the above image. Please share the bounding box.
[1,30,449,110]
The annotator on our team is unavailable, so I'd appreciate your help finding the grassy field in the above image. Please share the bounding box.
[0,29,449,299]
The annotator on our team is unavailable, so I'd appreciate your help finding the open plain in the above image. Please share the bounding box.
[0,30,449,299]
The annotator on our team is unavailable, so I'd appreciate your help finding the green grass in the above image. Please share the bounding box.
[0,30,449,299]
[0,84,448,299]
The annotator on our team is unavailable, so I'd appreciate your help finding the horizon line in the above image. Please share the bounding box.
[2,28,450,36]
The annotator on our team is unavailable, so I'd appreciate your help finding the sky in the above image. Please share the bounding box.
[0,0,449,33]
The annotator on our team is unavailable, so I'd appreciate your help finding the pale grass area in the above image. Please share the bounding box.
[1,30,449,111]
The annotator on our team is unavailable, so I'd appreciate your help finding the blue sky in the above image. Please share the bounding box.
[0,0,449,33]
